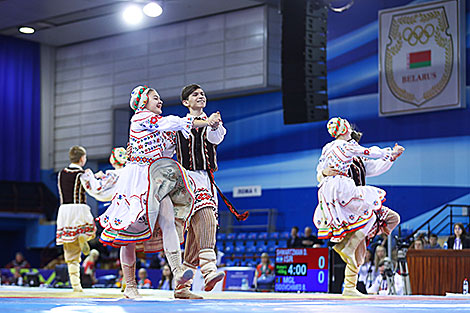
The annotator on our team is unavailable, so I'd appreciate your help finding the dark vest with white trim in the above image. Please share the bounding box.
[58,167,87,204]
[348,157,366,187]
[176,127,218,172]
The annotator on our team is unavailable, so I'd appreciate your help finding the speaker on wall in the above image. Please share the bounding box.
[281,0,328,124]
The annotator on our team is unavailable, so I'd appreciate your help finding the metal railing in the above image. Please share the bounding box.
[404,204,470,242]
[219,208,278,233]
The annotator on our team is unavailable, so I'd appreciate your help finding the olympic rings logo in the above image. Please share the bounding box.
[402,24,434,46]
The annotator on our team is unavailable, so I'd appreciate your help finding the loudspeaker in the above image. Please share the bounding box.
[281,0,328,124]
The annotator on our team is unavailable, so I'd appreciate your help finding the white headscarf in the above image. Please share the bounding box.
[109,147,127,166]
[327,117,351,138]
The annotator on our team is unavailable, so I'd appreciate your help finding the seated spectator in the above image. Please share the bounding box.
[83,249,100,284]
[357,249,377,294]
[5,252,30,269]
[253,252,275,290]
[301,226,323,248]
[137,268,152,289]
[373,245,387,277]
[446,223,470,250]
[367,257,403,295]
[158,265,173,290]
[411,239,424,250]
[287,226,303,248]
[425,234,441,249]
[43,254,65,270]
[10,267,24,286]
[416,233,428,247]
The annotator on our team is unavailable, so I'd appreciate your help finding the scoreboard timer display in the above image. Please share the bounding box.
[275,248,328,292]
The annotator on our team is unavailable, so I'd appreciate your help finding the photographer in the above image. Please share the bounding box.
[367,257,404,295]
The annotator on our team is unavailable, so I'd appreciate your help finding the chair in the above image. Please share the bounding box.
[278,240,288,248]
[237,233,247,240]
[257,244,267,253]
[225,259,236,267]
[258,232,268,240]
[224,242,234,253]
[267,239,277,247]
[245,241,257,253]
[267,240,277,254]
[227,233,236,240]
[268,232,280,239]
[280,231,290,239]
[234,245,246,255]
[247,232,258,240]
[217,233,227,241]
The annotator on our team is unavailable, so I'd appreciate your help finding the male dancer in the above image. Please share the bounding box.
[174,84,226,299]
[56,146,96,292]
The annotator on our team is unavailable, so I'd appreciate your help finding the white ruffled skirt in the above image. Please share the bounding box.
[98,159,195,252]
[314,175,385,243]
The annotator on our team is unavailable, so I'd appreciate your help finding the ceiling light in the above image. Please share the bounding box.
[19,26,35,34]
[122,5,143,25]
[143,2,163,18]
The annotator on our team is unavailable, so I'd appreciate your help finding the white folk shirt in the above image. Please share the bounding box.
[316,139,392,184]
[128,109,193,165]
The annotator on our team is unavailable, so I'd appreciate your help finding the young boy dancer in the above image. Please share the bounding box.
[173,84,226,299]
[56,146,97,292]
[98,85,218,299]
[314,117,403,297]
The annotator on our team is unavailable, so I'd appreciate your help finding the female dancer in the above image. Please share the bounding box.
[314,117,403,296]
[322,128,403,267]
[98,85,219,298]
[80,147,127,202]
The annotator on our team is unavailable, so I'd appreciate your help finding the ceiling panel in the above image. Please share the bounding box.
[0,0,269,46]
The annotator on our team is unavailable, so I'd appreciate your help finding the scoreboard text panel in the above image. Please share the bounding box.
[275,248,328,292]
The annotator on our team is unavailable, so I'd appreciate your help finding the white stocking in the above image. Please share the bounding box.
[120,243,136,266]
[158,196,180,253]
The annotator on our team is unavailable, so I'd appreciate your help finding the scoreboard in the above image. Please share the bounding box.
[275,248,328,292]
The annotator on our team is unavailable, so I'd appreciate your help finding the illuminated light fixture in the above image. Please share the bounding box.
[143,2,163,17]
[19,26,35,34]
[122,5,143,25]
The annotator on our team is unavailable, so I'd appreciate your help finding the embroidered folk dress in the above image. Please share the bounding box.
[80,168,124,202]
[98,109,193,250]
[314,139,392,242]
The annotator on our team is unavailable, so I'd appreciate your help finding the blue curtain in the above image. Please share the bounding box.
[0,35,41,182]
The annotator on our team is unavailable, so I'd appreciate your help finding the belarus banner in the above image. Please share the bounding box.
[378,0,465,116]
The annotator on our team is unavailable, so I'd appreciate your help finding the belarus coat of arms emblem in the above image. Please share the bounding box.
[384,6,453,106]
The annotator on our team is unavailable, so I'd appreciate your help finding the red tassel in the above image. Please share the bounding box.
[208,170,248,222]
